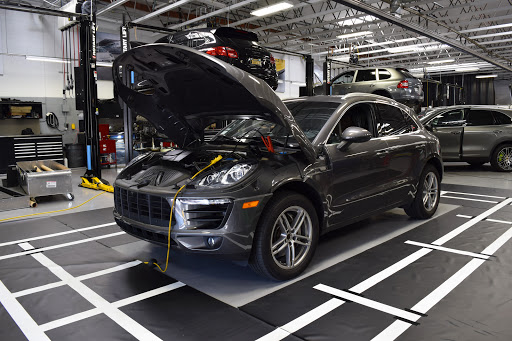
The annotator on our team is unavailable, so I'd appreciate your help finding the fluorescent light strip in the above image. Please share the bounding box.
[337,31,373,39]
[97,0,130,16]
[96,62,113,67]
[251,2,293,17]
[455,67,480,72]
[476,74,498,78]
[26,56,70,64]
[133,0,192,23]
[427,59,455,65]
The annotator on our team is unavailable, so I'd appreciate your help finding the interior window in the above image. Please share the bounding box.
[355,69,377,82]
[332,71,355,84]
[492,111,512,125]
[376,104,409,136]
[328,104,374,144]
[378,69,392,80]
[431,110,465,127]
[466,110,494,126]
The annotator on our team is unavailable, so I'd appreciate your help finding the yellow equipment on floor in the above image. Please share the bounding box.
[79,176,114,193]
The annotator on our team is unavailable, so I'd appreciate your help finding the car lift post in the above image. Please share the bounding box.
[323,58,332,95]
[305,55,314,96]
[120,21,134,164]
[80,15,101,180]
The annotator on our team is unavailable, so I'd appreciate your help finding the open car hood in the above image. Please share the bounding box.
[112,44,316,162]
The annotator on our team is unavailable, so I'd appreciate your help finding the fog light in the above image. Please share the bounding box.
[205,236,222,249]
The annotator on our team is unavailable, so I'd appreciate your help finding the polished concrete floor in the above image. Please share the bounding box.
[1,164,512,340]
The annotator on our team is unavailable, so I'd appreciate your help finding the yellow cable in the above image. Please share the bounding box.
[0,191,107,223]
[146,155,223,272]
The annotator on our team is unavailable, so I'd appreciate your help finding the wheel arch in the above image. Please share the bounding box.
[272,181,325,231]
[490,140,512,159]
[426,156,443,181]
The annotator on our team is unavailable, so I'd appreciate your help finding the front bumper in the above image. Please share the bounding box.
[113,192,272,261]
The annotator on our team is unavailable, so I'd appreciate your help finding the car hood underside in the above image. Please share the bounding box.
[112,44,316,162]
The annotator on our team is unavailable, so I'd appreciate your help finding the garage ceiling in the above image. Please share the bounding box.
[13,0,512,79]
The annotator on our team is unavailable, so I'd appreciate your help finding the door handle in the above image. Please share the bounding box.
[451,131,461,135]
[494,130,503,134]
[347,86,352,89]
[369,84,376,87]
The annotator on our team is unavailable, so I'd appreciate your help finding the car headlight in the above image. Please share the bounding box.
[198,163,254,188]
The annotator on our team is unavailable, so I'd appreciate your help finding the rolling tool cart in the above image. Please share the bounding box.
[17,160,74,201]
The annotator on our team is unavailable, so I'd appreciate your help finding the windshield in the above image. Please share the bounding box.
[213,101,340,143]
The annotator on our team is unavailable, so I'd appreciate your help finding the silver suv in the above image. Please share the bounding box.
[329,68,424,112]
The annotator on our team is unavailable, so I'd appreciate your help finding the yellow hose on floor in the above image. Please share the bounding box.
[0,191,107,223]
[145,155,223,273]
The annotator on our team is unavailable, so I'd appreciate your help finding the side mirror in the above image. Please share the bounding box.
[337,126,372,150]
[424,124,433,132]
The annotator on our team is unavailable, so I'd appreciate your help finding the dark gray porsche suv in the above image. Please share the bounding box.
[112,44,443,280]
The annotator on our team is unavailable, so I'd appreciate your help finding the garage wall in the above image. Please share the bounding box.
[272,52,306,99]
[495,80,512,105]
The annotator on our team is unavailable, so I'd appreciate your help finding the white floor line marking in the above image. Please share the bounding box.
[0,280,51,340]
[486,218,512,225]
[40,282,186,331]
[405,240,490,260]
[440,195,498,204]
[442,191,506,199]
[20,242,163,341]
[40,308,101,331]
[256,298,344,341]
[13,261,142,298]
[372,226,512,341]
[0,222,117,248]
[0,232,125,261]
[433,198,512,246]
[255,197,512,341]
[113,282,186,308]
[456,214,474,219]
[314,284,422,322]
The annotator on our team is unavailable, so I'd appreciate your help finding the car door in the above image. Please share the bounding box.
[427,109,465,161]
[374,103,426,205]
[331,71,355,95]
[324,103,390,229]
[462,109,505,159]
[351,69,377,93]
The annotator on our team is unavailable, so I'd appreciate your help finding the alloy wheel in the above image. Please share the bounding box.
[270,206,313,269]
[497,147,512,171]
[422,172,439,212]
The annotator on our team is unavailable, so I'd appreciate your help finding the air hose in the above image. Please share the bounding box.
[146,155,223,273]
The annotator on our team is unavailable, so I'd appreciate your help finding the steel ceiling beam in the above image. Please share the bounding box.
[169,0,258,29]
[132,0,192,23]
[331,0,512,72]
[97,0,130,16]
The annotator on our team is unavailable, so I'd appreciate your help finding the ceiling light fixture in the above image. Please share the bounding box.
[25,56,70,63]
[455,67,480,72]
[475,74,498,78]
[427,59,455,65]
[337,31,373,39]
[250,2,293,16]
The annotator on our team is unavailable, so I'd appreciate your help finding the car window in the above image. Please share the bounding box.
[355,69,376,82]
[431,109,465,127]
[332,71,354,84]
[466,110,494,126]
[327,104,375,144]
[492,111,512,125]
[375,104,410,136]
[216,102,339,142]
[398,68,415,78]
[378,69,392,80]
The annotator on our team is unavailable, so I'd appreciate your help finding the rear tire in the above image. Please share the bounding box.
[490,144,512,172]
[404,164,440,219]
[249,191,319,281]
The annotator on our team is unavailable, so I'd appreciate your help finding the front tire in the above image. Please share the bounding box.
[404,164,440,219]
[250,191,319,281]
[491,144,512,172]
